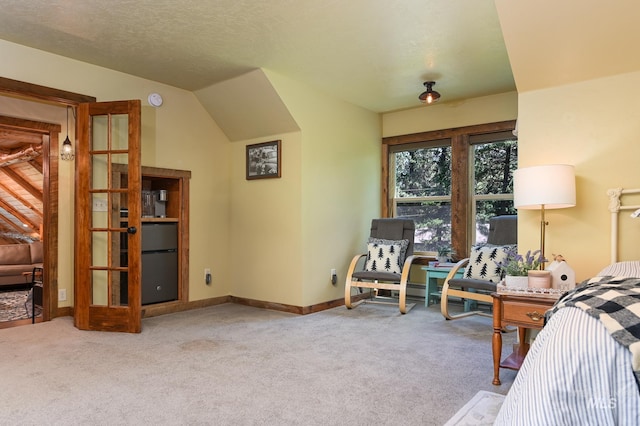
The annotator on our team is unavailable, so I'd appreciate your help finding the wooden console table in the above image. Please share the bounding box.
[491,292,560,385]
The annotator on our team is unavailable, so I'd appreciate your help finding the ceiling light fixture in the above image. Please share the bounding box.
[61,106,74,161]
[418,81,441,105]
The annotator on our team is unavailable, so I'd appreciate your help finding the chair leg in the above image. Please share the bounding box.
[397,281,416,314]
[344,280,353,309]
[345,254,367,310]
[440,282,492,320]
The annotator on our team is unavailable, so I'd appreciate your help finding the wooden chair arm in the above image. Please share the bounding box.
[441,257,494,320]
[346,253,367,281]
[444,258,469,281]
[401,254,437,283]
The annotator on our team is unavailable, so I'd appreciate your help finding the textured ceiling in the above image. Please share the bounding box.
[0,0,515,113]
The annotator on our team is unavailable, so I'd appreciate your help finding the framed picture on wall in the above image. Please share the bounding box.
[246,140,281,180]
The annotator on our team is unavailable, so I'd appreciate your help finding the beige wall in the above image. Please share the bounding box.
[269,72,381,307]
[382,91,518,137]
[0,39,381,311]
[0,39,232,306]
[516,71,640,280]
[229,130,303,305]
[495,0,640,282]
[229,70,381,307]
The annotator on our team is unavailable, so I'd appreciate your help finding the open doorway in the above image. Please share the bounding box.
[0,77,95,327]
[0,114,57,328]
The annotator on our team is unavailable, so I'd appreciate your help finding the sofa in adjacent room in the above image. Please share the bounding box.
[0,241,43,287]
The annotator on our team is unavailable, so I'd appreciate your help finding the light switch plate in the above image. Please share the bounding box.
[92,199,108,212]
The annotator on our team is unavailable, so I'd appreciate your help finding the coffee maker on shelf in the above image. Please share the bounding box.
[153,190,168,218]
[142,189,168,218]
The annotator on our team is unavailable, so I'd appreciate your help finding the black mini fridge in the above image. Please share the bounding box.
[141,222,178,305]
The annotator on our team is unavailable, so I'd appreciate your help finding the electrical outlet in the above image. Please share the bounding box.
[204,268,211,284]
[330,269,337,285]
[330,269,336,279]
[58,289,67,301]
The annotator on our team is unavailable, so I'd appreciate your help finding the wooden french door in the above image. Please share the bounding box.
[74,100,142,332]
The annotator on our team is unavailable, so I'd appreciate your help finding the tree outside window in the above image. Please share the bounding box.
[383,121,517,259]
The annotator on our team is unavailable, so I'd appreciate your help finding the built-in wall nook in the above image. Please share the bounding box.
[115,165,191,318]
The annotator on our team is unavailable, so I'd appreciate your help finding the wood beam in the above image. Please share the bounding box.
[0,76,96,105]
[0,167,43,202]
[0,128,44,145]
[0,115,61,134]
[28,158,43,174]
[0,197,39,232]
[0,144,42,167]
[0,213,29,234]
[0,180,42,218]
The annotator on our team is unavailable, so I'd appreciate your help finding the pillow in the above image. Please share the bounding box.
[464,244,514,283]
[364,238,409,274]
[597,261,640,278]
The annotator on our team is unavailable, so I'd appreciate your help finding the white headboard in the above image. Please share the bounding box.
[607,188,640,263]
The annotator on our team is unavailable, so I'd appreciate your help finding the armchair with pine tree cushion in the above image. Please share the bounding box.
[345,218,432,314]
[440,215,517,320]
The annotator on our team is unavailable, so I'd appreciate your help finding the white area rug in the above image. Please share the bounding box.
[444,390,505,426]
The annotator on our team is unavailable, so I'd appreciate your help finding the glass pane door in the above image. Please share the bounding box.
[75,100,141,332]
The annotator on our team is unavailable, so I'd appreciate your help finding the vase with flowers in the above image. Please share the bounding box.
[495,247,548,289]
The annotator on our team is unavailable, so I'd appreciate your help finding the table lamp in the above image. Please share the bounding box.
[514,164,576,267]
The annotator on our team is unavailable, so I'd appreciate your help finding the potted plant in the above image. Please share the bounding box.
[495,247,548,288]
[436,246,454,263]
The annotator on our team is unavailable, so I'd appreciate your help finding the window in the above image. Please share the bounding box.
[391,141,452,252]
[382,121,517,259]
[471,134,518,244]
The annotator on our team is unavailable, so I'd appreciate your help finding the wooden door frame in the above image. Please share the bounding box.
[74,100,142,332]
[0,77,95,319]
[0,115,59,321]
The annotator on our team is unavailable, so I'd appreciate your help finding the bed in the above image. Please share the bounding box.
[495,188,640,425]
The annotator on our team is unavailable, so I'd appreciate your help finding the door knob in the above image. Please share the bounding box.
[127,226,137,234]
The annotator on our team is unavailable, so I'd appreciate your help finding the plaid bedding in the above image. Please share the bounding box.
[546,275,640,387]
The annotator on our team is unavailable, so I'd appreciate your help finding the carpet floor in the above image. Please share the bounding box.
[0,299,517,425]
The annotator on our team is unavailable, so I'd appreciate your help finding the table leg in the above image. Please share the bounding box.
[464,288,478,312]
[492,296,502,385]
[517,327,527,357]
[425,277,436,307]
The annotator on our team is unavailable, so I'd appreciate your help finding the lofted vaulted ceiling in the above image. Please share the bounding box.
[0,121,45,244]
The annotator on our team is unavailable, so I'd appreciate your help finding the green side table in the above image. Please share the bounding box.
[422,266,464,307]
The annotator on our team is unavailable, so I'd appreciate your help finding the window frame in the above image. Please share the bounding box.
[382,120,517,260]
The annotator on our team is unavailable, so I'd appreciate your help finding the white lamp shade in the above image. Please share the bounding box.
[514,164,576,210]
